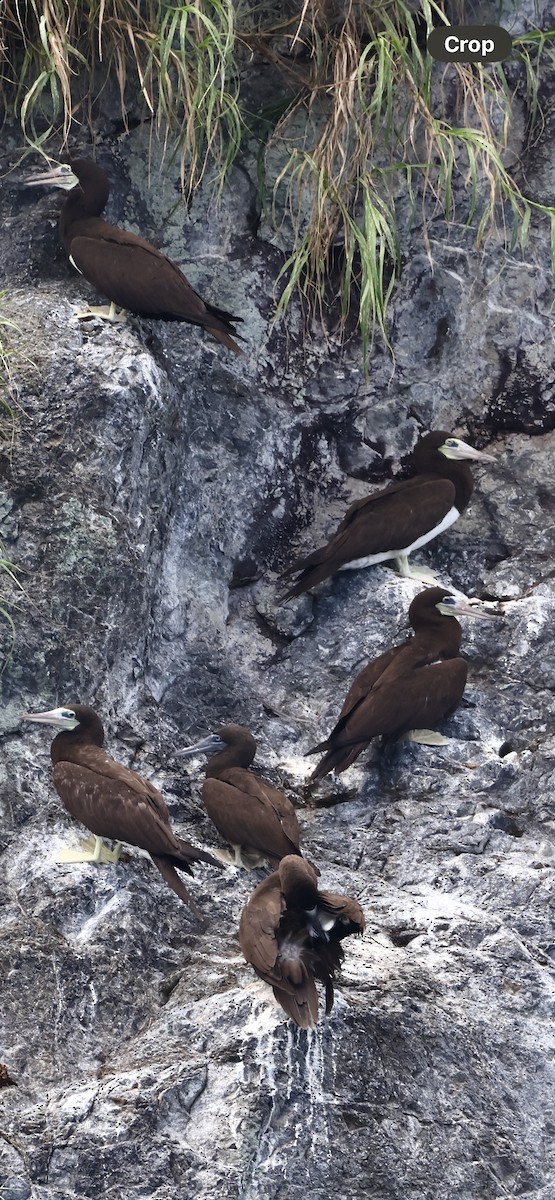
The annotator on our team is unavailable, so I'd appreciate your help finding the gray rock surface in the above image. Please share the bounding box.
[1,7,555,1196]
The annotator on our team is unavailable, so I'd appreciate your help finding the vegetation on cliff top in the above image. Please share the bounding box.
[1,1,554,353]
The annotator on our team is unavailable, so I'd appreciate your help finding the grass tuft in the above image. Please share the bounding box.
[261,2,555,352]
[1,0,242,194]
[1,1,555,353]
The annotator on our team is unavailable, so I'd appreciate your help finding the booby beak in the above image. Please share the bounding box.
[174,734,228,759]
[438,437,496,463]
[436,597,501,621]
[22,706,80,730]
[22,163,79,191]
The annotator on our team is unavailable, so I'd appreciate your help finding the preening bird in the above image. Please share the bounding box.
[281,431,495,598]
[308,588,499,779]
[175,724,302,868]
[23,703,223,915]
[23,158,244,352]
[239,855,365,1028]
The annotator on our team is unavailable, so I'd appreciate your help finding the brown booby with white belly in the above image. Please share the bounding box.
[281,432,495,598]
[23,158,244,352]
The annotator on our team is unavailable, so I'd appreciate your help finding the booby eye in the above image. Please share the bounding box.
[60,164,73,175]
[444,438,459,447]
[59,708,77,720]
[440,596,456,606]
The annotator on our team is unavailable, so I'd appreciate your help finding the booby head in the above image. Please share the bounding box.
[22,161,80,191]
[175,732,229,758]
[22,703,104,744]
[22,160,111,217]
[278,856,319,908]
[410,430,496,467]
[278,859,330,937]
[437,435,496,463]
[434,593,499,621]
[175,724,257,770]
[408,587,499,627]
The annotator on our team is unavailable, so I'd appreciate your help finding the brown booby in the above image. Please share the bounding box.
[308,587,499,779]
[23,159,244,353]
[23,703,223,914]
[281,431,495,598]
[175,724,302,868]
[239,856,364,1027]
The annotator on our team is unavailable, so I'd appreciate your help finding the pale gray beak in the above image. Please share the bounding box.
[440,439,496,463]
[22,164,79,190]
[437,598,501,621]
[22,707,79,730]
[174,734,228,759]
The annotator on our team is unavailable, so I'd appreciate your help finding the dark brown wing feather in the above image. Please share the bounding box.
[311,658,468,778]
[57,741,172,810]
[317,890,366,933]
[311,892,365,1012]
[272,969,319,1028]
[309,644,409,756]
[53,760,181,852]
[238,873,284,977]
[149,856,203,917]
[53,760,221,914]
[203,769,301,863]
[69,225,243,352]
[337,646,402,719]
[282,478,456,598]
[52,760,221,868]
[222,770,300,843]
[271,896,363,1027]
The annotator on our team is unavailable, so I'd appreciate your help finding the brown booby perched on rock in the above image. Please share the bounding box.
[23,159,244,352]
[23,703,223,915]
[239,856,364,1027]
[281,432,495,598]
[308,588,498,779]
[175,724,302,868]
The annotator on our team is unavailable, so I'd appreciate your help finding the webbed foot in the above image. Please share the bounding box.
[56,836,124,864]
[211,845,266,869]
[76,302,128,323]
[400,729,451,746]
[394,556,443,585]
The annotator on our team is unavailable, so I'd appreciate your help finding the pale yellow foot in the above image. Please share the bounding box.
[234,844,267,869]
[76,302,128,323]
[211,845,266,869]
[211,847,238,866]
[56,835,124,864]
[401,729,451,746]
[394,557,443,585]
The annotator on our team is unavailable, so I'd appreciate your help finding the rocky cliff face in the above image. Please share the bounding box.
[1,6,555,1196]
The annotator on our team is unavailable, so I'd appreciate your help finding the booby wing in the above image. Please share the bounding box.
[317,890,366,932]
[282,477,456,596]
[68,223,243,350]
[238,874,284,977]
[337,646,401,719]
[52,760,219,866]
[310,658,468,777]
[204,768,300,861]
[56,740,172,820]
